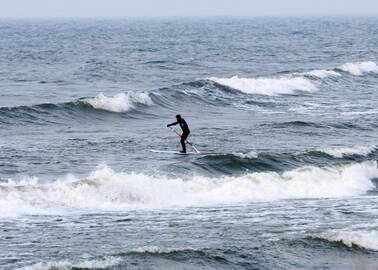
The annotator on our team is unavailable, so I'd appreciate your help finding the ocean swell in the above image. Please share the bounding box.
[0,91,155,125]
[208,61,378,96]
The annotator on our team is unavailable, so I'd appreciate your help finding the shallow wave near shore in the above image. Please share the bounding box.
[1,160,377,217]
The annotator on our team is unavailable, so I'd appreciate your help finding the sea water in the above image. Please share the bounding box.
[0,17,378,269]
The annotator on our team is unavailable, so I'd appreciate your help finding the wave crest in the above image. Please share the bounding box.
[209,76,317,96]
[319,145,377,158]
[338,61,378,76]
[302,69,341,78]
[316,230,378,251]
[232,151,259,159]
[208,61,378,96]
[82,92,153,112]
[16,256,122,270]
[131,246,194,254]
[1,161,377,217]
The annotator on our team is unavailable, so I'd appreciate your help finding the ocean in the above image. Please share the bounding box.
[0,17,378,269]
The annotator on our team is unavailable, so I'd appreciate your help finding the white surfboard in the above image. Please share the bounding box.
[149,149,198,155]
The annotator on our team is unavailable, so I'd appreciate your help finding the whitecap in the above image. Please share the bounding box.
[1,161,376,217]
[302,69,341,78]
[16,256,122,270]
[132,246,194,254]
[209,76,317,96]
[338,61,378,76]
[317,230,378,251]
[319,145,377,158]
[232,151,258,159]
[83,92,153,112]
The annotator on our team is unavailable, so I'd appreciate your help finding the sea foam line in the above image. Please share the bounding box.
[131,246,195,254]
[16,256,122,270]
[0,161,377,217]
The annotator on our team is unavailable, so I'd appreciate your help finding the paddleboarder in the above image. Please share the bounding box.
[167,114,190,153]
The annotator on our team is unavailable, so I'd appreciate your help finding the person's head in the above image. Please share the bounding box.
[176,114,182,121]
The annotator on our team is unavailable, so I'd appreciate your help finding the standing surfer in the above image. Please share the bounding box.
[167,114,190,153]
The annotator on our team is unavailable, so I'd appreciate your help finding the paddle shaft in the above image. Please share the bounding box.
[168,127,200,153]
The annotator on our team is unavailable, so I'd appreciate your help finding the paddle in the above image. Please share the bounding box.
[168,127,200,153]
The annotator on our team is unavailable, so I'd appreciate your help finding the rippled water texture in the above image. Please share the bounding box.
[0,17,378,269]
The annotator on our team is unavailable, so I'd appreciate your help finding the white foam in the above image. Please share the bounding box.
[338,61,378,76]
[208,61,377,96]
[232,151,258,159]
[1,161,376,217]
[318,230,378,251]
[209,76,317,96]
[2,176,40,187]
[0,176,52,218]
[302,69,341,78]
[132,246,194,254]
[320,145,377,158]
[83,92,153,112]
[16,256,122,270]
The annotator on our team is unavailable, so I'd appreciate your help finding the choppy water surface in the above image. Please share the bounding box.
[0,17,378,270]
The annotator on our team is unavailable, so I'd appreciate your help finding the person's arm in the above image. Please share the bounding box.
[167,121,178,127]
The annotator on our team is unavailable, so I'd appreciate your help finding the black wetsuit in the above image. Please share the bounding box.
[168,118,190,153]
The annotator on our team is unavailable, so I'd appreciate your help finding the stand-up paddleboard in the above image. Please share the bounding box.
[149,149,198,155]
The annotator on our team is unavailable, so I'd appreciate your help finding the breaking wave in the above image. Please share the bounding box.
[301,69,341,78]
[319,145,377,158]
[82,92,153,112]
[209,61,377,96]
[1,60,377,126]
[209,76,317,96]
[1,161,377,217]
[232,151,259,159]
[131,246,195,254]
[338,61,378,76]
[16,256,122,270]
[1,60,377,124]
[0,91,156,125]
[300,61,378,78]
[315,230,378,251]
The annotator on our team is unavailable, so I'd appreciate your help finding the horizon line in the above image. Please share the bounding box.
[0,14,378,19]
